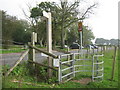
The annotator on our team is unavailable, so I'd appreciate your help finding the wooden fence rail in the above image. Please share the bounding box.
[28,44,58,58]
[28,60,57,71]
[5,49,29,77]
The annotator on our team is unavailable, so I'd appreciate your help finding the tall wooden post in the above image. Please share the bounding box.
[0,11,2,90]
[43,11,53,78]
[28,32,36,68]
[48,12,52,78]
[31,32,35,62]
[111,46,117,80]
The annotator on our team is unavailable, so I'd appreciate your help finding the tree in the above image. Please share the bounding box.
[2,10,31,48]
[95,38,106,45]
[82,26,95,46]
[95,38,118,45]
[2,11,18,48]
[67,24,95,46]
[54,0,97,48]
[30,0,97,48]
[12,20,31,44]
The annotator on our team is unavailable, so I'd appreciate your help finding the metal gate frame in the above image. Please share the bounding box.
[58,54,75,83]
[58,53,104,83]
[92,54,104,81]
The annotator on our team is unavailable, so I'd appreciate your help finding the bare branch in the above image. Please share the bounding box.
[81,3,97,19]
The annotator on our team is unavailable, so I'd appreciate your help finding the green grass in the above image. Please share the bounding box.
[0,49,26,54]
[2,49,119,88]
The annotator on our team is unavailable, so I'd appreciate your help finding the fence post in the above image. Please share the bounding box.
[28,32,36,68]
[93,48,94,55]
[97,48,99,54]
[73,53,75,77]
[111,46,117,80]
[58,55,62,83]
[70,54,74,77]
[101,46,102,54]
[92,55,95,81]
[86,48,88,58]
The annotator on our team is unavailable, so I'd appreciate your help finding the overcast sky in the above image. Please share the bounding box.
[0,0,119,40]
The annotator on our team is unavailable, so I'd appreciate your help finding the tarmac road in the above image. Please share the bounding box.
[0,48,100,67]
[1,50,64,67]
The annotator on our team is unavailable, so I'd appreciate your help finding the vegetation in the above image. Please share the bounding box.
[0,49,26,54]
[95,38,119,45]
[1,10,31,49]
[29,1,97,48]
[2,49,118,88]
[1,0,97,49]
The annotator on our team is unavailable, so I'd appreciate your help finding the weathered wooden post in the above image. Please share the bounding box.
[28,32,37,68]
[101,45,102,54]
[111,46,117,80]
[86,48,88,58]
[93,48,94,55]
[43,11,53,78]
[97,48,99,54]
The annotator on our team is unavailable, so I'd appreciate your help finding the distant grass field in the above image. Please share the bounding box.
[0,49,26,54]
[2,49,119,88]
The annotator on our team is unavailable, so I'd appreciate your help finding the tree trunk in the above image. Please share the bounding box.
[61,22,65,49]
[38,38,43,47]
[53,40,56,48]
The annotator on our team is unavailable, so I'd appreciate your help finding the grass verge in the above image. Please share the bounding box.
[2,49,119,88]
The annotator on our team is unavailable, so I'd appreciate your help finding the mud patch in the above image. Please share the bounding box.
[71,78,92,85]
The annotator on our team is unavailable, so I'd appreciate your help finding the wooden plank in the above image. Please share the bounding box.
[28,44,58,58]
[28,60,57,71]
[5,49,29,77]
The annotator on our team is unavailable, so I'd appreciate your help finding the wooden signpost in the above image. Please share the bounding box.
[43,11,53,78]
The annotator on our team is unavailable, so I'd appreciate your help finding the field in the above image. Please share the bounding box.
[2,49,119,89]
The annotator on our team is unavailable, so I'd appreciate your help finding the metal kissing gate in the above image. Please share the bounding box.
[57,53,104,83]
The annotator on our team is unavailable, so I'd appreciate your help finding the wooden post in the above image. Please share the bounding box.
[86,48,88,58]
[111,46,117,80]
[31,32,35,62]
[47,12,52,78]
[28,32,36,69]
[97,48,99,54]
[101,46,102,54]
[93,48,94,55]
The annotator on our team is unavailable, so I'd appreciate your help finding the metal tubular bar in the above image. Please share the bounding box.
[64,77,74,83]
[94,68,104,72]
[75,59,92,61]
[61,72,74,79]
[61,66,74,72]
[61,60,74,64]
[61,54,72,57]
[93,74,103,78]
[58,55,62,83]
[93,54,104,57]
[74,65,92,67]
[93,61,104,64]
[75,70,92,73]
[92,54,104,81]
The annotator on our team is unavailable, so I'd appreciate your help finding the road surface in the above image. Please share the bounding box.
[1,48,99,67]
